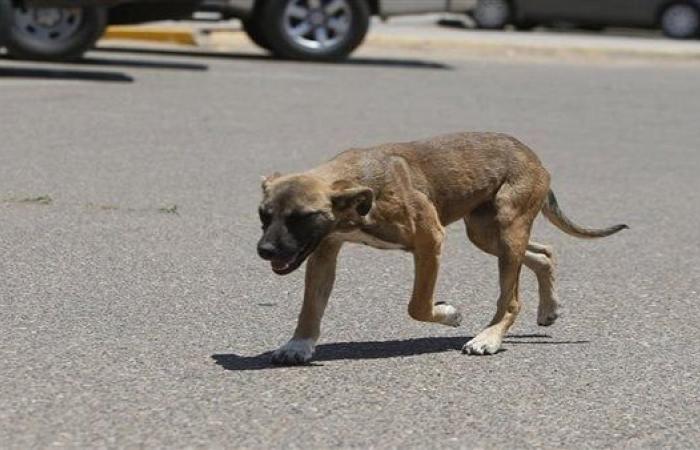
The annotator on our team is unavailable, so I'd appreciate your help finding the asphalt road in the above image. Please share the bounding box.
[1,43,699,449]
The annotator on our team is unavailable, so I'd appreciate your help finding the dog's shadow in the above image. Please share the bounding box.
[211,334,589,371]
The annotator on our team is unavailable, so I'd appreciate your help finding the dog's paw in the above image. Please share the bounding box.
[270,339,315,365]
[462,332,502,355]
[537,310,559,327]
[537,302,560,327]
[434,302,462,327]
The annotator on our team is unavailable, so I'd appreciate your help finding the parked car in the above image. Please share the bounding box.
[201,0,477,61]
[0,0,201,60]
[471,0,700,39]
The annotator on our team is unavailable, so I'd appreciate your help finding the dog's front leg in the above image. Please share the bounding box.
[407,233,462,328]
[271,239,342,365]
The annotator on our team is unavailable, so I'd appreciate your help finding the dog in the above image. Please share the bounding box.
[257,132,627,365]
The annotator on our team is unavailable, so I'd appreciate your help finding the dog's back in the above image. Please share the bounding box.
[315,132,549,225]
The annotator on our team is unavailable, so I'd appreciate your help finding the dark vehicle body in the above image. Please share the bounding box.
[2,0,478,61]
[512,0,696,28]
[23,0,200,25]
[0,0,201,60]
[472,0,700,38]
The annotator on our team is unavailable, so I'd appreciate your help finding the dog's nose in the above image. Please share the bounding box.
[257,241,278,260]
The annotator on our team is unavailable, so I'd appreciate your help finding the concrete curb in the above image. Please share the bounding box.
[202,28,700,61]
[101,24,700,62]
[363,32,700,61]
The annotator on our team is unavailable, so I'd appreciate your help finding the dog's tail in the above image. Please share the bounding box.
[541,190,628,239]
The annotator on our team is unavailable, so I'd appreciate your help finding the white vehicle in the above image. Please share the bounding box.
[202,0,476,61]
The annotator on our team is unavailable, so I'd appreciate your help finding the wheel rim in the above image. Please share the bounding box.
[13,6,83,43]
[662,4,699,37]
[282,0,353,51]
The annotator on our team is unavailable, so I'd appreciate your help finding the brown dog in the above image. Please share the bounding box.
[257,132,627,364]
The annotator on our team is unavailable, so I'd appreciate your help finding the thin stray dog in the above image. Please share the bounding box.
[257,132,627,365]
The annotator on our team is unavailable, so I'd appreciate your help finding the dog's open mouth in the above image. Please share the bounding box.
[270,244,315,275]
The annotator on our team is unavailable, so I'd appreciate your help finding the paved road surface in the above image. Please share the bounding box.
[1,44,698,448]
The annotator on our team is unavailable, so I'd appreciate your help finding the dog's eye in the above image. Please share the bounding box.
[259,209,272,228]
[286,211,320,227]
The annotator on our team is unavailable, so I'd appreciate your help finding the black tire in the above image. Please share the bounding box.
[660,2,700,39]
[260,0,370,61]
[243,16,272,51]
[472,0,512,30]
[0,0,106,61]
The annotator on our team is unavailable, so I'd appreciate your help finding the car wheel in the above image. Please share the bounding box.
[242,16,272,51]
[0,0,106,61]
[660,3,700,39]
[473,0,512,30]
[260,0,371,61]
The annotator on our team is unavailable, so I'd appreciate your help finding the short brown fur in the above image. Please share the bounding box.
[258,132,626,364]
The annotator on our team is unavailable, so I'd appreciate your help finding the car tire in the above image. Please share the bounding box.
[0,0,106,61]
[473,0,512,30]
[243,16,272,51]
[260,0,370,61]
[660,3,700,39]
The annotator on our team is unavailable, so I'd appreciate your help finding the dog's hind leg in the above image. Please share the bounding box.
[466,211,559,328]
[406,195,462,328]
[271,238,343,365]
[462,181,545,355]
[524,242,559,326]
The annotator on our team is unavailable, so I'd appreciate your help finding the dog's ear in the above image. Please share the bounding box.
[331,184,374,216]
[261,172,282,192]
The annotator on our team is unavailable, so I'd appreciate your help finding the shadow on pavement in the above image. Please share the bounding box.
[212,334,589,371]
[95,46,452,70]
[0,65,134,83]
[79,56,208,71]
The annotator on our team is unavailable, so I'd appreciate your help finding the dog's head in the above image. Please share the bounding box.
[257,173,373,275]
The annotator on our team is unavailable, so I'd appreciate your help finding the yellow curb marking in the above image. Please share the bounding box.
[103,26,197,46]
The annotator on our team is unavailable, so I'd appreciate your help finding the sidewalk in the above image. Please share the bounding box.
[101,14,700,61]
[367,15,700,60]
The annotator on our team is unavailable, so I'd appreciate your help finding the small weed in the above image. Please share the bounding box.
[159,204,179,215]
[9,195,53,205]
[86,202,120,211]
